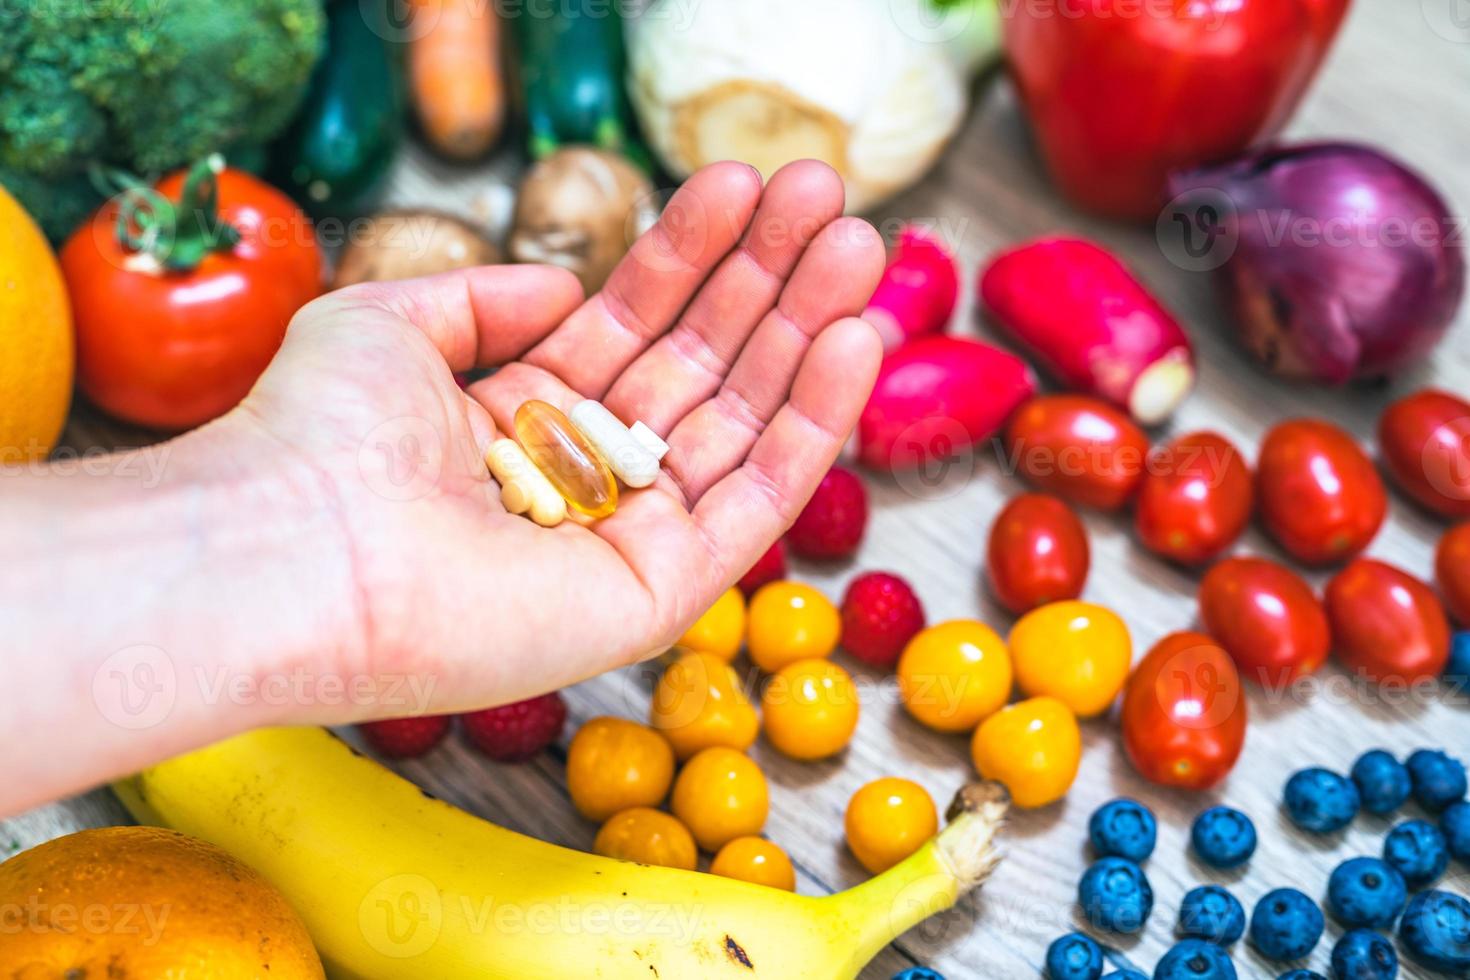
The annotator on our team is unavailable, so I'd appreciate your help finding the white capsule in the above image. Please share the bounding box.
[569,400,662,489]
[630,421,670,461]
[485,439,566,527]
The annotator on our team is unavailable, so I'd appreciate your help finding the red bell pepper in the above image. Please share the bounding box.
[1003,0,1352,220]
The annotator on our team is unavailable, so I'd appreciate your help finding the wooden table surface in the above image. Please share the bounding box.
[8,2,1469,977]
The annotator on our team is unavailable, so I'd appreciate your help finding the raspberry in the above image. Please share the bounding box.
[358,715,451,759]
[787,466,868,560]
[461,692,568,762]
[738,540,787,596]
[841,571,925,668]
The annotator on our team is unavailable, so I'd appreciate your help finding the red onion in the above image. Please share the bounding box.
[863,227,959,352]
[1168,143,1465,384]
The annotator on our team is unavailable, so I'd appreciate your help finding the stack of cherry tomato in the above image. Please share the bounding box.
[989,389,1470,791]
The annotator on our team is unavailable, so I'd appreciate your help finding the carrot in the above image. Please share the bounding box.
[408,0,506,160]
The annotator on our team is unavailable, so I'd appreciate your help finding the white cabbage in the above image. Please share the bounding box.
[626,0,999,213]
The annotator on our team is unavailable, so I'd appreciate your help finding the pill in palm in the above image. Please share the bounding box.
[570,400,663,489]
[630,421,669,460]
[515,400,619,519]
[486,439,567,527]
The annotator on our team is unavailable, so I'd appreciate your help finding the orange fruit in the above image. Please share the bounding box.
[670,747,770,852]
[566,717,676,822]
[709,837,796,891]
[649,651,759,760]
[593,808,698,871]
[0,826,322,977]
[0,185,73,460]
[844,777,938,874]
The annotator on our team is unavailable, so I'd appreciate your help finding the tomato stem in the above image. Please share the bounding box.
[100,155,242,273]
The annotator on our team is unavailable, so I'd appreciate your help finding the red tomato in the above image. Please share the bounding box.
[1257,419,1387,565]
[1437,522,1470,626]
[63,161,323,430]
[1199,557,1329,687]
[1134,431,1253,565]
[1325,559,1451,684]
[1379,389,1470,519]
[1121,631,1247,790]
[986,493,1090,615]
[1003,395,1149,510]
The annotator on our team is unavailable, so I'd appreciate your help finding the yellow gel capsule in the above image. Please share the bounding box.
[514,400,619,518]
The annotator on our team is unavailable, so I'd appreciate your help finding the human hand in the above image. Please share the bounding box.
[237,160,886,718]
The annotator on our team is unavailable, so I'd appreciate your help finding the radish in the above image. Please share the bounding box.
[979,237,1195,426]
[858,336,1037,472]
[863,227,960,351]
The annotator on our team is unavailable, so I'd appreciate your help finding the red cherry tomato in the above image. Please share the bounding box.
[1199,557,1329,687]
[986,493,1090,615]
[62,161,323,430]
[1134,431,1253,565]
[1325,559,1451,684]
[1257,419,1387,565]
[1379,389,1470,519]
[1121,631,1247,790]
[1003,395,1149,511]
[1437,522,1470,626]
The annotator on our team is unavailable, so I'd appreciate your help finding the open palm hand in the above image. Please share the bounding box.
[242,161,886,715]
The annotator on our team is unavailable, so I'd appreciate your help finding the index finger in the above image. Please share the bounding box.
[521,161,765,397]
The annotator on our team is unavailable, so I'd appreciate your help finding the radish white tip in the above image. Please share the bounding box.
[1129,354,1195,426]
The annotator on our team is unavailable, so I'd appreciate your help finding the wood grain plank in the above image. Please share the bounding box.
[8,3,1469,978]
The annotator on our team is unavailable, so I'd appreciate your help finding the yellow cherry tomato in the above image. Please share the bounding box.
[677,587,747,661]
[709,837,796,891]
[746,581,840,672]
[897,620,1013,733]
[566,717,676,822]
[970,696,1081,809]
[844,777,938,874]
[593,807,697,871]
[649,651,759,761]
[760,658,859,760]
[670,747,770,852]
[1010,601,1131,718]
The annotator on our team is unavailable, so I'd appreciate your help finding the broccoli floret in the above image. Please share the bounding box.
[0,0,325,241]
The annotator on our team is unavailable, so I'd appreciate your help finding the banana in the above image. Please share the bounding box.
[114,727,1009,979]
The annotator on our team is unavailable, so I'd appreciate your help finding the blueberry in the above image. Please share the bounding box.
[1079,857,1153,933]
[1045,932,1103,980]
[1153,938,1236,979]
[1398,890,1470,973]
[1277,973,1327,980]
[1178,885,1246,945]
[1249,887,1325,961]
[1406,749,1468,813]
[1284,768,1360,833]
[1330,929,1397,980]
[1443,631,1470,694]
[892,970,945,980]
[1350,750,1411,815]
[1190,806,1257,869]
[1103,972,1149,980]
[1090,798,1158,863]
[1325,857,1407,929]
[1442,800,1470,863]
[1382,819,1449,889]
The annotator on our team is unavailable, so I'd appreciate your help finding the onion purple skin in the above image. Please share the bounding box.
[1169,143,1465,384]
